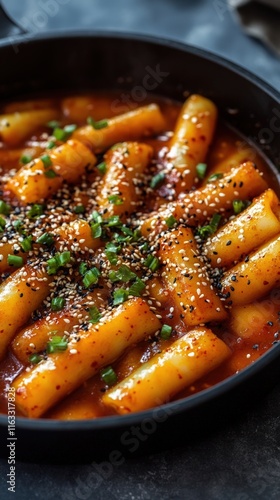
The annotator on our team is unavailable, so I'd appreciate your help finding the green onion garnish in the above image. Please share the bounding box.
[0,200,11,216]
[27,204,44,219]
[78,262,88,276]
[64,124,77,134]
[44,169,58,178]
[53,124,77,142]
[207,172,223,183]
[197,213,222,240]
[46,140,56,150]
[100,366,117,386]
[150,172,165,189]
[90,222,103,239]
[97,162,107,175]
[108,194,123,205]
[91,211,103,224]
[74,205,85,214]
[41,154,52,169]
[29,353,43,364]
[51,297,66,311]
[36,232,54,246]
[82,267,101,288]
[20,235,33,252]
[232,199,249,215]
[13,220,25,233]
[0,217,6,232]
[47,120,60,129]
[109,265,136,283]
[89,306,102,324]
[105,242,120,265]
[56,251,71,267]
[160,324,172,339]
[105,215,121,228]
[20,154,32,165]
[196,163,207,180]
[113,289,129,305]
[128,278,145,297]
[144,255,160,272]
[87,117,108,129]
[8,254,23,267]
[47,335,68,354]
[165,215,177,228]
[46,251,71,275]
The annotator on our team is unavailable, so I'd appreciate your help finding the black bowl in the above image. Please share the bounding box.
[0,32,280,463]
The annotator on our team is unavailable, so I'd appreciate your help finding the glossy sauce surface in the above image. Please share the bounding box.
[0,92,278,419]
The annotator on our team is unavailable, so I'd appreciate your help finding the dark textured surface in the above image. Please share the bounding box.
[0,1,280,499]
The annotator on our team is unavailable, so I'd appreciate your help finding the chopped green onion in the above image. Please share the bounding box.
[89,306,102,324]
[144,255,160,272]
[0,217,6,232]
[207,172,223,183]
[29,353,43,364]
[56,251,71,267]
[165,215,177,228]
[78,262,88,276]
[51,297,66,311]
[36,232,54,246]
[87,117,108,129]
[120,225,133,237]
[53,127,67,142]
[20,235,33,252]
[53,128,66,141]
[47,335,68,354]
[232,199,248,215]
[108,271,119,283]
[20,154,32,165]
[119,225,141,242]
[91,211,103,224]
[108,194,123,205]
[105,242,120,265]
[13,220,24,233]
[109,264,136,284]
[128,278,145,297]
[160,324,172,339]
[100,366,117,386]
[53,124,77,141]
[74,204,85,214]
[150,172,165,189]
[97,162,107,175]
[41,154,52,169]
[90,222,102,239]
[44,169,58,178]
[197,213,222,240]
[46,257,58,275]
[140,242,149,253]
[105,215,121,228]
[46,140,56,150]
[7,254,23,267]
[0,200,11,216]
[47,120,60,129]
[82,267,100,288]
[117,265,137,283]
[113,288,129,305]
[46,251,71,275]
[27,204,44,219]
[196,163,207,180]
[64,124,77,134]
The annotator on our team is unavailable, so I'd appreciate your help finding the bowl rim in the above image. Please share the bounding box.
[0,30,280,432]
[1,29,280,99]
